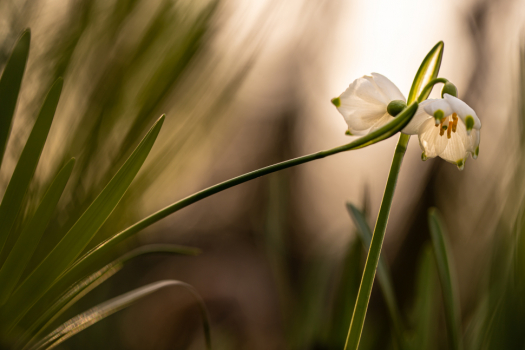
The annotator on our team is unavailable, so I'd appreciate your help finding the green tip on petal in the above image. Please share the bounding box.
[345,130,353,136]
[434,109,445,123]
[387,100,407,117]
[456,159,465,170]
[465,116,474,134]
[331,97,341,107]
[473,146,479,159]
[421,152,428,161]
[441,82,458,98]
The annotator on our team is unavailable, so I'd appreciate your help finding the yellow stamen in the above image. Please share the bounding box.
[447,121,452,138]
[452,113,458,132]
[439,121,445,136]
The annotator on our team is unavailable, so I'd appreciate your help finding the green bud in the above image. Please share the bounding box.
[331,97,341,107]
[387,100,407,117]
[441,82,458,98]
[345,130,353,136]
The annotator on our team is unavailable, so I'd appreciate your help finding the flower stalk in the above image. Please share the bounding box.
[344,78,448,350]
[344,132,410,350]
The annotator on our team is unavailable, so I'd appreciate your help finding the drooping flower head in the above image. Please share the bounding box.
[331,73,481,170]
[331,73,406,136]
[402,94,481,169]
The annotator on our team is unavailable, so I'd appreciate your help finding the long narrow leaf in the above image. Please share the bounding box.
[345,203,405,346]
[21,244,200,349]
[0,78,63,254]
[1,115,165,330]
[55,102,419,296]
[329,238,363,349]
[407,41,444,104]
[409,244,438,350]
[0,158,75,306]
[30,280,211,350]
[0,29,30,167]
[428,208,463,350]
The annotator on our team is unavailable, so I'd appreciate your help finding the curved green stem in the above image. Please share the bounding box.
[54,103,417,287]
[417,78,448,103]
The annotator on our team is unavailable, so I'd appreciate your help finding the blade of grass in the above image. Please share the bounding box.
[329,238,363,349]
[344,41,444,350]
[428,208,463,350]
[20,244,200,350]
[0,78,63,255]
[0,29,30,168]
[0,158,75,306]
[1,115,165,330]
[30,280,211,350]
[345,203,405,347]
[56,102,419,293]
[409,244,438,350]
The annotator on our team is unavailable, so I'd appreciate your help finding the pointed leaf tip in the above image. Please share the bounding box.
[407,41,445,104]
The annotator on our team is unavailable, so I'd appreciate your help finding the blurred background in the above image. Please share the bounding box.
[1,0,525,348]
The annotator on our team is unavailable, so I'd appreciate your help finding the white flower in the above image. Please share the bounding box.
[402,94,481,169]
[332,73,481,170]
[331,73,405,136]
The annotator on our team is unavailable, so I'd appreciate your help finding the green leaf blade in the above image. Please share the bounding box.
[409,244,438,350]
[428,208,463,350]
[31,280,211,350]
[0,29,31,167]
[20,244,200,349]
[0,158,75,306]
[407,41,444,104]
[1,115,165,329]
[0,78,63,254]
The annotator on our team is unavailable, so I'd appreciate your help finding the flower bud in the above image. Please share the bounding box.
[441,82,458,98]
[387,100,407,117]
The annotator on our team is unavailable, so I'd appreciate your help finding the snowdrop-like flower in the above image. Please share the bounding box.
[402,93,481,170]
[331,73,406,136]
[332,74,481,170]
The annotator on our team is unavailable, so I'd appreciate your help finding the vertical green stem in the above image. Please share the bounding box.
[344,133,410,350]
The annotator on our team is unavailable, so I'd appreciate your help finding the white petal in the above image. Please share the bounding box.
[370,73,405,102]
[345,75,389,105]
[438,121,469,164]
[369,113,395,133]
[455,121,480,158]
[423,99,453,120]
[418,118,449,158]
[443,94,481,130]
[468,129,480,158]
[336,75,390,134]
[402,99,434,135]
